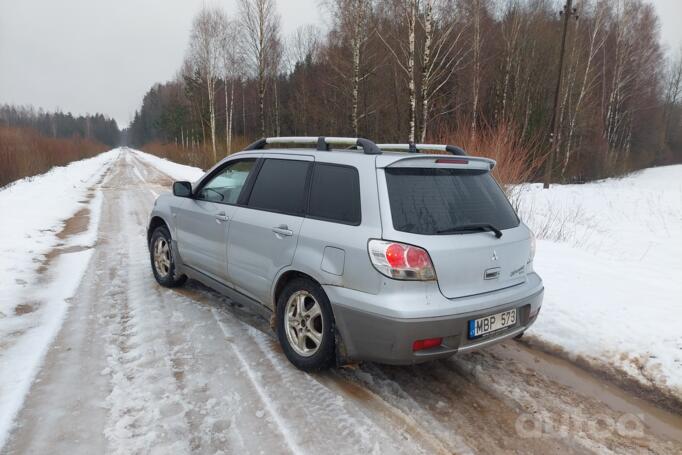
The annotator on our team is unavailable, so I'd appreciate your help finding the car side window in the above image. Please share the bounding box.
[247,159,311,215]
[197,159,256,204]
[308,163,361,225]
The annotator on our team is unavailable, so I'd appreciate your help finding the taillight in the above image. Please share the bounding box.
[413,337,443,351]
[368,239,436,281]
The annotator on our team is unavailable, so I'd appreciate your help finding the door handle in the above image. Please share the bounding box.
[215,211,229,222]
[272,224,293,237]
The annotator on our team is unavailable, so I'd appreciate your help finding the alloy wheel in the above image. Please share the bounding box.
[153,237,171,278]
[284,290,324,357]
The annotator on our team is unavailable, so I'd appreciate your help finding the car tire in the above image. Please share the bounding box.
[149,226,187,288]
[276,278,336,372]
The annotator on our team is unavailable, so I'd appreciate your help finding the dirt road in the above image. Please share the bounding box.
[3,150,681,454]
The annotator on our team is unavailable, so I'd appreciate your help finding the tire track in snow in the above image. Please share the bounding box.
[211,308,301,454]
[101,157,193,454]
[243,323,441,454]
[124,153,297,453]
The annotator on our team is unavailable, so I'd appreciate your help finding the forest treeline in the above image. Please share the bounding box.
[0,105,120,187]
[0,105,120,147]
[128,0,682,182]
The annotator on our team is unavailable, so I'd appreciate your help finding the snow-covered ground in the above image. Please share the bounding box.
[518,166,682,400]
[0,150,118,447]
[130,148,204,182]
[1,149,681,453]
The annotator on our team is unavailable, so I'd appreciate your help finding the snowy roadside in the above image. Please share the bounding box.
[128,147,204,183]
[518,165,682,403]
[0,149,118,447]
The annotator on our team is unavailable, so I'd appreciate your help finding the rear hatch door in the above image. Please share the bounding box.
[377,155,531,299]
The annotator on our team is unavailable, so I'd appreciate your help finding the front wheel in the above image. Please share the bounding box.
[149,226,186,288]
[276,278,336,371]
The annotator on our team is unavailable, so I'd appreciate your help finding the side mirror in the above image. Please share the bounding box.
[173,181,193,198]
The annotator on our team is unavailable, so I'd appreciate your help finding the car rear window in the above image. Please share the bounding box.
[384,168,519,235]
[308,164,361,225]
[248,159,311,215]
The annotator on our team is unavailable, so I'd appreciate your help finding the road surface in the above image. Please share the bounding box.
[3,150,682,454]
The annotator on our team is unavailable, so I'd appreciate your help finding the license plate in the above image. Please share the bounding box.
[468,308,517,339]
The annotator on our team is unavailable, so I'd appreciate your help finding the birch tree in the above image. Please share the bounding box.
[239,0,281,137]
[469,0,485,138]
[561,0,607,175]
[419,0,467,141]
[325,0,374,136]
[221,19,242,153]
[662,46,682,147]
[187,6,228,162]
[377,0,418,142]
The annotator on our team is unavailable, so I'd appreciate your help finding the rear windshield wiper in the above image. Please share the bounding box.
[436,223,503,238]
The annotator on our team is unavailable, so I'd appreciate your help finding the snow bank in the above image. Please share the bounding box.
[0,149,118,449]
[519,166,682,399]
[128,148,204,183]
[0,149,118,317]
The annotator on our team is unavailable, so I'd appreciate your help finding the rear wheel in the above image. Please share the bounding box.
[150,226,186,288]
[276,278,335,371]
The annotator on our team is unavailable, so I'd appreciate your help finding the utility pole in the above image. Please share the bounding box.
[543,0,578,189]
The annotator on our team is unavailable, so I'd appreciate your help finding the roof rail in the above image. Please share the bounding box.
[376,143,468,156]
[243,136,382,155]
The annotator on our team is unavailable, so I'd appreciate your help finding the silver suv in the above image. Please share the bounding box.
[147,137,543,371]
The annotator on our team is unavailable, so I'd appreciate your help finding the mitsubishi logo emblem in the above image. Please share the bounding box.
[491,250,498,262]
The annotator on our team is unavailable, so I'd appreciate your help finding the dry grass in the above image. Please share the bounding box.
[517,194,597,246]
[0,126,107,188]
[431,122,545,209]
[139,136,252,171]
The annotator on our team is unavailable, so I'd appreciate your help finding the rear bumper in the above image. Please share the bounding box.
[327,282,543,365]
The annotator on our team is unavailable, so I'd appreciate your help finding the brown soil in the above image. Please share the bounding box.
[56,208,90,239]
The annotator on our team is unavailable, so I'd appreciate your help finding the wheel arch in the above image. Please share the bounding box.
[147,215,170,248]
[272,269,322,310]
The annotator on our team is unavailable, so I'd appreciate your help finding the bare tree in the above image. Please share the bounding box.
[286,25,321,72]
[239,0,281,137]
[468,0,486,138]
[377,0,418,142]
[187,6,228,162]
[603,0,660,168]
[325,0,374,136]
[221,19,242,153]
[378,0,466,142]
[286,25,321,135]
[560,0,607,176]
[419,0,467,141]
[662,45,682,146]
[220,20,244,153]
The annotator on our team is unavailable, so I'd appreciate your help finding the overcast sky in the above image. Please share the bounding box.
[1,0,680,129]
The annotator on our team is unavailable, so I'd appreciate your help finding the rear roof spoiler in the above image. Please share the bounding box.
[381,154,496,170]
